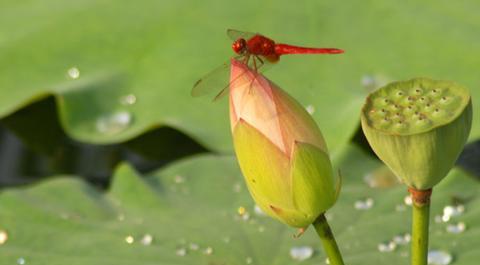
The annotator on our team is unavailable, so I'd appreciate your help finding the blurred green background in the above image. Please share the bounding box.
[0,0,478,264]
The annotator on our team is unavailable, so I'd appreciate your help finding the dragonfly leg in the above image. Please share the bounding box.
[247,56,262,95]
[255,56,264,69]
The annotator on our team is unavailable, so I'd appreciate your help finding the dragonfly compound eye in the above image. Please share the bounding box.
[232,38,247,54]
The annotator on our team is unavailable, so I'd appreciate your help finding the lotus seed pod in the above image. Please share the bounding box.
[361,78,472,190]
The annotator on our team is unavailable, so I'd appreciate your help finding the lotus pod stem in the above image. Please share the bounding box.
[409,188,432,265]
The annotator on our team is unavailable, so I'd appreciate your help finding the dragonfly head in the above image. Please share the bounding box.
[232,38,247,55]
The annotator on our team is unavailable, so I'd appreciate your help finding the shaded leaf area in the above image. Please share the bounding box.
[0,96,206,187]
[457,139,480,180]
[0,145,478,265]
[1,1,479,156]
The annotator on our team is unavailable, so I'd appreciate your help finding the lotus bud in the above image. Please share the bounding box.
[361,78,472,190]
[229,59,339,228]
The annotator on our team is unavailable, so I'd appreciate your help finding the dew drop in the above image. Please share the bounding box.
[203,246,214,255]
[176,247,187,256]
[446,222,466,234]
[67,67,80,79]
[246,257,253,264]
[305,105,315,115]
[289,246,314,261]
[404,195,413,206]
[0,230,8,245]
[125,235,134,244]
[325,257,330,264]
[189,243,199,251]
[428,250,452,265]
[441,205,465,222]
[393,233,411,245]
[354,198,374,210]
[254,205,265,216]
[119,94,137,105]
[17,257,26,265]
[96,111,132,135]
[378,241,396,252]
[140,234,153,246]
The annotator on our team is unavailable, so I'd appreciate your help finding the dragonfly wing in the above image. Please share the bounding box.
[226,29,257,41]
[212,56,272,102]
[192,56,272,102]
[191,60,231,98]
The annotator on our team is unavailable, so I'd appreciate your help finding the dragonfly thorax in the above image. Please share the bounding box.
[232,38,247,55]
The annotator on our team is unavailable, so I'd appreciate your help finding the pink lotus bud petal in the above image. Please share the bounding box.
[229,59,328,158]
[229,59,337,228]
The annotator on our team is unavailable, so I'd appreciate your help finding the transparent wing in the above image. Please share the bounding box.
[191,60,231,98]
[226,29,257,41]
[192,55,271,102]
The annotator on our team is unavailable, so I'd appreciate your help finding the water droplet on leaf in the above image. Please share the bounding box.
[428,250,452,265]
[96,111,132,135]
[119,94,137,105]
[125,235,134,244]
[67,67,80,79]
[289,246,314,261]
[0,230,8,245]
[189,243,199,251]
[442,205,465,222]
[17,257,26,265]
[254,205,265,216]
[140,234,153,246]
[354,198,374,210]
[446,222,466,234]
[393,233,411,245]
[378,241,396,252]
[203,246,213,255]
[176,247,187,256]
[305,105,315,115]
[404,195,413,206]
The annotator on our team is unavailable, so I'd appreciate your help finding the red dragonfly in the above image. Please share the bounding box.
[191,29,344,100]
